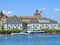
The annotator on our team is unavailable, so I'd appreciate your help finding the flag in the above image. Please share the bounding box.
[40,10,43,14]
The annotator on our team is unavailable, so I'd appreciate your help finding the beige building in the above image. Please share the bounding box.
[18,9,41,22]
[0,10,60,30]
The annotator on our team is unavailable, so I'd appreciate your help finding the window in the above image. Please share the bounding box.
[54,25,56,27]
[42,25,44,27]
[45,25,48,27]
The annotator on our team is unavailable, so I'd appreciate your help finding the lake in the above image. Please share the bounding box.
[0,34,60,45]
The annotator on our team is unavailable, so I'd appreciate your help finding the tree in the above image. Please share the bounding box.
[22,21,27,30]
[0,11,4,30]
[0,11,4,18]
[8,15,17,20]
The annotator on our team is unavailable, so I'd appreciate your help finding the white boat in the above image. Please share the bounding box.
[26,30,35,34]
[26,30,45,34]
[11,32,28,35]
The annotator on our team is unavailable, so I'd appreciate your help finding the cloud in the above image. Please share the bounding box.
[41,8,46,10]
[2,10,13,15]
[54,8,60,11]
[6,11,13,14]
[39,8,46,11]
[2,10,6,14]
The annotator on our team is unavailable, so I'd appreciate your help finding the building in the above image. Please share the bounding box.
[4,19,22,30]
[0,18,2,30]
[18,9,41,23]
[0,9,60,30]
[27,17,59,30]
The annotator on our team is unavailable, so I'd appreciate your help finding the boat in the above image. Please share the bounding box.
[26,29,45,34]
[11,32,28,35]
[26,30,35,34]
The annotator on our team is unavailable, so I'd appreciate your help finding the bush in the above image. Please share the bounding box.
[43,29,60,33]
[0,30,21,34]
[11,30,20,33]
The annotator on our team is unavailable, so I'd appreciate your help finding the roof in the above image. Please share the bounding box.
[28,17,58,24]
[18,9,41,20]
[38,17,49,20]
[6,19,22,24]
[29,20,39,24]
[34,9,41,16]
[0,18,2,21]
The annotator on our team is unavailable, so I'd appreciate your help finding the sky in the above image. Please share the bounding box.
[0,0,60,22]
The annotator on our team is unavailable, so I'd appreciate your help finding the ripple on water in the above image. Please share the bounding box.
[0,34,60,45]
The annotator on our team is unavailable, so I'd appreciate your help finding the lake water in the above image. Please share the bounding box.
[0,34,60,45]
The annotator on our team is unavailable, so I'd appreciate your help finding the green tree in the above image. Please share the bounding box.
[8,15,17,20]
[22,21,27,30]
[0,11,3,18]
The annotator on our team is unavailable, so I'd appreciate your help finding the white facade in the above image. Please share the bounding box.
[0,21,2,30]
[38,20,49,23]
[4,24,22,30]
[27,24,59,30]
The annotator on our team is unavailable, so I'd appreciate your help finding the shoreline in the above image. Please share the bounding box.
[0,29,60,35]
[0,32,60,36]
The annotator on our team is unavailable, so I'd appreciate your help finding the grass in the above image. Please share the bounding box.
[0,29,26,34]
[42,29,60,33]
[0,29,60,34]
[35,29,60,33]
